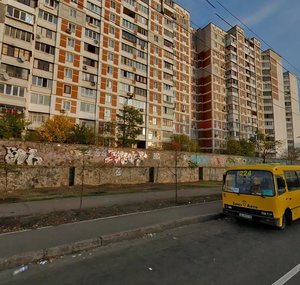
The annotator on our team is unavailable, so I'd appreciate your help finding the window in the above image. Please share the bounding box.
[32,76,53,88]
[30,93,51,105]
[110,13,116,23]
[111,1,116,9]
[70,9,76,17]
[122,19,136,32]
[85,28,100,40]
[5,26,32,42]
[108,39,115,48]
[38,10,58,24]
[107,66,113,75]
[2,44,31,60]
[80,102,95,113]
[67,38,75,48]
[36,26,54,40]
[105,94,112,103]
[154,35,159,43]
[44,0,59,9]
[284,171,300,191]
[6,5,34,24]
[81,87,96,98]
[83,57,97,67]
[28,112,49,124]
[84,43,99,54]
[137,3,148,14]
[35,42,55,55]
[0,83,25,97]
[87,1,101,14]
[34,59,53,72]
[109,26,115,35]
[82,72,96,82]
[104,108,111,119]
[107,52,114,61]
[64,85,71,94]
[106,79,112,89]
[86,16,101,27]
[63,101,71,111]
[68,23,76,33]
[66,53,74,63]
[1,63,29,80]
[64,68,73,79]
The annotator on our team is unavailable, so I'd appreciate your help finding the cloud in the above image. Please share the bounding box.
[241,1,284,26]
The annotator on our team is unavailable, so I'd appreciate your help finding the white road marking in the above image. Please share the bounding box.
[272,264,300,285]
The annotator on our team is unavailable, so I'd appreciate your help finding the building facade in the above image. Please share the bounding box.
[192,23,264,153]
[283,71,300,150]
[0,0,192,149]
[262,49,288,156]
[0,1,298,155]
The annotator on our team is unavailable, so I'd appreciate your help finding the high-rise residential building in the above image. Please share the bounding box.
[192,23,264,153]
[262,49,288,156]
[283,71,300,150]
[0,0,191,149]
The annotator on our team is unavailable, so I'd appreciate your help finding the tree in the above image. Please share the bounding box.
[69,124,95,145]
[0,113,28,139]
[251,132,282,163]
[280,147,300,164]
[225,138,255,157]
[116,106,143,147]
[163,134,199,152]
[225,139,241,155]
[36,115,74,143]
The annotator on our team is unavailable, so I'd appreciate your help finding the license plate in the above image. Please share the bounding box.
[239,213,252,220]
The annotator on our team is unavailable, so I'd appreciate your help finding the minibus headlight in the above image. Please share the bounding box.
[225,205,232,209]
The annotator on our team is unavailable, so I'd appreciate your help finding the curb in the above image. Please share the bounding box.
[0,213,222,272]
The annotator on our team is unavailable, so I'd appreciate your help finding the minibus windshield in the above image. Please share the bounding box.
[223,170,275,197]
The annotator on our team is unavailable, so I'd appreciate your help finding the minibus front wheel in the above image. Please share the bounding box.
[279,210,292,230]
[279,214,286,230]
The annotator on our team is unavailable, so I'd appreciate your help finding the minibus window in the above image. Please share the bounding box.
[277,176,286,195]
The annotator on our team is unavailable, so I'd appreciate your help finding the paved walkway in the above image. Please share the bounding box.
[0,183,223,271]
[0,184,221,218]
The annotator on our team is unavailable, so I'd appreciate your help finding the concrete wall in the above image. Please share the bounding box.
[0,141,280,191]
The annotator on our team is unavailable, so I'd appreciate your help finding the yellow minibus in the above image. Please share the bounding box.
[222,164,300,229]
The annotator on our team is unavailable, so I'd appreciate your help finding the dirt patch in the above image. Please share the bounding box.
[0,194,221,234]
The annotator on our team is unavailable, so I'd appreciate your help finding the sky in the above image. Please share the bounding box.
[176,0,300,79]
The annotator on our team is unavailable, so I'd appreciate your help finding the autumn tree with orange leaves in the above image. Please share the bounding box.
[36,115,74,143]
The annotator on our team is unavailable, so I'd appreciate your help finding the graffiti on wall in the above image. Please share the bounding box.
[104,150,148,166]
[4,146,43,165]
[153,153,160,160]
[190,154,256,167]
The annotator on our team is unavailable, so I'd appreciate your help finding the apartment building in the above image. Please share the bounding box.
[192,23,264,153]
[0,0,191,149]
[262,49,288,156]
[283,71,300,150]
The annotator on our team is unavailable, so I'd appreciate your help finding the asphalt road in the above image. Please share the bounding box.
[2,218,300,285]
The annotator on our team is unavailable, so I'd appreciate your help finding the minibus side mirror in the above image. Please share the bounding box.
[277,177,286,195]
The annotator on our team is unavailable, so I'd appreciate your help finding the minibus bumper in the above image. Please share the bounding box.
[223,208,279,227]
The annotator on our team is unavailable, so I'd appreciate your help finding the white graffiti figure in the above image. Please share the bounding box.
[4,146,43,166]
[26,148,43,165]
[4,147,27,165]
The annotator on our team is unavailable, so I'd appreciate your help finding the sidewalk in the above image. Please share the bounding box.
[0,184,221,218]
[0,184,223,271]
